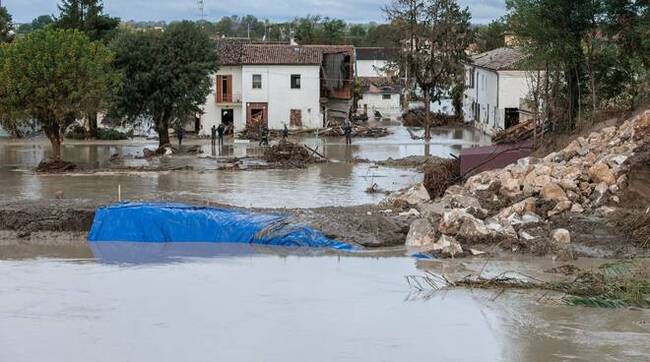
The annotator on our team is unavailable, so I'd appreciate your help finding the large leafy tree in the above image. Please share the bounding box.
[56,0,120,42]
[474,19,507,53]
[0,28,114,161]
[0,5,13,43]
[110,21,219,148]
[56,0,119,136]
[507,0,649,130]
[385,0,472,140]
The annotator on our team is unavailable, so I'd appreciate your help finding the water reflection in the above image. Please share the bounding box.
[89,242,300,264]
[0,125,489,208]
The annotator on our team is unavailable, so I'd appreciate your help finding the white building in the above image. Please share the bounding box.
[463,47,537,135]
[200,41,354,135]
[357,77,402,118]
[355,48,402,118]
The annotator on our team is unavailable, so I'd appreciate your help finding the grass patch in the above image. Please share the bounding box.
[407,260,650,309]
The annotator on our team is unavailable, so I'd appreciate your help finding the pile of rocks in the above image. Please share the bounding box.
[396,110,650,258]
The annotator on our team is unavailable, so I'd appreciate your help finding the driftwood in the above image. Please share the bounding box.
[493,119,546,145]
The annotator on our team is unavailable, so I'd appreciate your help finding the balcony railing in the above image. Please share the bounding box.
[216,93,242,104]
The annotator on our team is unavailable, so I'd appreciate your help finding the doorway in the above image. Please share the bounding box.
[222,109,234,135]
[504,108,520,129]
[246,102,268,130]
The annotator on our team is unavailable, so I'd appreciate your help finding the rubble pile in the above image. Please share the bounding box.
[318,126,391,138]
[423,158,461,199]
[141,144,203,158]
[35,159,77,173]
[493,119,546,144]
[402,109,460,128]
[397,110,650,258]
[263,141,326,166]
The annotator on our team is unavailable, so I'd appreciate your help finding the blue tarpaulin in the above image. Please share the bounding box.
[88,203,354,250]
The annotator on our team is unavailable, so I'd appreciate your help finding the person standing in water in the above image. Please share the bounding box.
[177,126,184,146]
[282,124,289,141]
[343,121,353,146]
[210,125,217,147]
[217,123,225,147]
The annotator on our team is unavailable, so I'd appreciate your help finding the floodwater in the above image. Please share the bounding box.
[0,245,648,362]
[0,124,490,208]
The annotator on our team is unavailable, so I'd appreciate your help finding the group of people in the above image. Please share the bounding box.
[195,121,353,148]
[210,123,226,147]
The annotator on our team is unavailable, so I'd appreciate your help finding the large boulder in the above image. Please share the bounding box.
[439,209,491,241]
[430,235,463,258]
[541,183,569,202]
[405,219,437,248]
[551,228,571,244]
[383,183,430,207]
[588,162,616,185]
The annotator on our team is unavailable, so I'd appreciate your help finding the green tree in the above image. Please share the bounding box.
[0,28,114,161]
[110,22,218,148]
[32,15,55,30]
[348,24,367,45]
[56,0,119,136]
[366,23,401,47]
[321,18,346,44]
[0,6,13,42]
[386,0,472,140]
[293,15,322,44]
[474,19,506,52]
[507,0,593,130]
[56,0,120,42]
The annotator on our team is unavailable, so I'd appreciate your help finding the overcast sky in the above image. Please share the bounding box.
[4,0,506,24]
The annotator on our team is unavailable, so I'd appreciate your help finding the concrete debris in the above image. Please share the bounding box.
[382,183,431,208]
[399,208,421,218]
[431,235,463,257]
[551,228,572,244]
[402,109,650,258]
[405,219,437,247]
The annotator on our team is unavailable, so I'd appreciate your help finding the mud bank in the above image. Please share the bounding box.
[0,199,415,248]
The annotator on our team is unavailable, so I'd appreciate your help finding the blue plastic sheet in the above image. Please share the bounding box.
[88,203,354,250]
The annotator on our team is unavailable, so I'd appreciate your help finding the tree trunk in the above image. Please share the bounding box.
[156,114,170,148]
[423,87,431,142]
[88,111,98,138]
[43,124,62,161]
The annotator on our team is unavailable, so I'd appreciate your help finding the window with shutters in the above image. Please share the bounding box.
[215,75,233,103]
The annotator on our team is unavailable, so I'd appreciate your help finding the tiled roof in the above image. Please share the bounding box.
[470,47,528,71]
[215,40,354,66]
[241,44,323,65]
[355,47,399,61]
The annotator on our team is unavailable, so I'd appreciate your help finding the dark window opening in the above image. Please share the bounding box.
[221,78,228,99]
[505,108,520,129]
[382,94,392,100]
[291,74,301,89]
[252,74,262,89]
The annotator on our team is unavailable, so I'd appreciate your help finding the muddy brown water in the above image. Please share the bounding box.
[0,125,489,208]
[0,245,648,362]
[3,125,647,361]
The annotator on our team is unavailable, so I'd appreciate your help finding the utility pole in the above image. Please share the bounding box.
[197,0,205,21]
